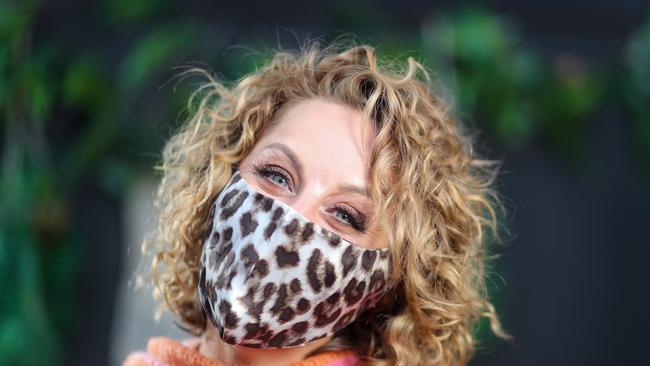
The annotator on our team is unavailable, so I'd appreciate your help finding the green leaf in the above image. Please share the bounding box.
[118,24,195,91]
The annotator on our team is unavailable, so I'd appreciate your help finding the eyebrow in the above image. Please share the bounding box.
[337,183,370,197]
[262,142,370,198]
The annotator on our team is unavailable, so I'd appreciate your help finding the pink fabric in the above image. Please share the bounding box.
[123,351,170,366]
[322,354,359,366]
[122,337,359,366]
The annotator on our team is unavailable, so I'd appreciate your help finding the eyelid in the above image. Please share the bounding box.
[327,203,367,233]
[253,162,297,193]
[263,143,304,182]
[253,159,369,234]
[260,147,302,188]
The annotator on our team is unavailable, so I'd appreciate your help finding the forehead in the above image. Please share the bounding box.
[255,98,375,179]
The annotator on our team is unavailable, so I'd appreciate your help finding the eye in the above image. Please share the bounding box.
[331,204,367,233]
[268,172,289,187]
[253,163,293,191]
[335,210,353,224]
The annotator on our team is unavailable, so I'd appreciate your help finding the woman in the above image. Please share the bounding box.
[123,40,512,366]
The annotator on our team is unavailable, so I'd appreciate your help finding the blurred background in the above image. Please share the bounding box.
[1,0,649,365]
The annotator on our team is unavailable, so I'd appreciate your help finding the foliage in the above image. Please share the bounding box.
[1,2,69,364]
[0,0,199,364]
[422,6,603,166]
[623,12,650,171]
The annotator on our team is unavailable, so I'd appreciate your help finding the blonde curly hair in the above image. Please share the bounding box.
[143,38,513,366]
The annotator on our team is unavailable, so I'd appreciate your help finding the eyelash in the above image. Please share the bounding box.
[253,162,292,189]
[252,162,367,233]
[331,203,367,233]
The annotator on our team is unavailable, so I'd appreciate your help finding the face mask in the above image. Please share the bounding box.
[198,167,391,349]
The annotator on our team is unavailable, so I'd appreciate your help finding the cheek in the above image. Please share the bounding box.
[351,225,388,250]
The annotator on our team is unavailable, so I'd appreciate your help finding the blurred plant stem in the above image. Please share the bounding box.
[1,1,71,364]
[0,0,195,363]
[623,12,650,175]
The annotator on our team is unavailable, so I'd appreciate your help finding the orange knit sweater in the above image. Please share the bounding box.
[122,337,359,366]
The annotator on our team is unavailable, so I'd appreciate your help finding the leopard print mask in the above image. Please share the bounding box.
[198,168,391,349]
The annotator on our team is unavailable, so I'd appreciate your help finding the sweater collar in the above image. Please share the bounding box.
[146,337,359,366]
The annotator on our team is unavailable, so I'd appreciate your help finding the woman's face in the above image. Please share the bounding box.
[238,98,386,249]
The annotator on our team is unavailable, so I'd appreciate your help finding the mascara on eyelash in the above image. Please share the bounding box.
[253,163,292,186]
[254,163,368,233]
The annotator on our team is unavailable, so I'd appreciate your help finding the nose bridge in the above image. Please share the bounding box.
[290,181,324,224]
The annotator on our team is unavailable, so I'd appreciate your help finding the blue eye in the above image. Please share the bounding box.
[254,164,292,190]
[335,210,353,224]
[269,172,289,187]
[332,204,367,233]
